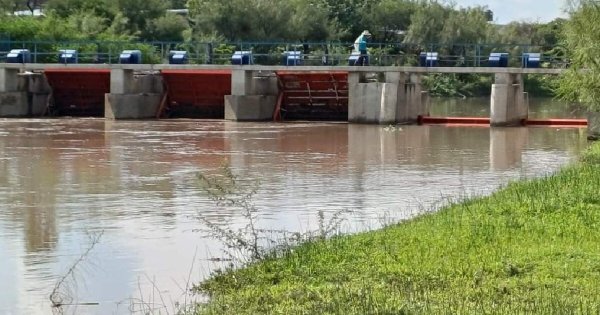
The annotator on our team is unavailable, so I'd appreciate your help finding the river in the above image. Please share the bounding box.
[0,98,588,315]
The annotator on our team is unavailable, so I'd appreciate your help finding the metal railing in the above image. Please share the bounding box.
[0,40,569,68]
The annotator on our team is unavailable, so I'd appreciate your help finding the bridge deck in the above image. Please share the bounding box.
[1,64,565,75]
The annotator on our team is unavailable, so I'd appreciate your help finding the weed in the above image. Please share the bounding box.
[50,231,103,314]
[195,162,351,264]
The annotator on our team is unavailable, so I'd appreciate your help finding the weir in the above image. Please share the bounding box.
[0,64,568,127]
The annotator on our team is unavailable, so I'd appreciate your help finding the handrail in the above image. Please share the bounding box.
[0,39,569,68]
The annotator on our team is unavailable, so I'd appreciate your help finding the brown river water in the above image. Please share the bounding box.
[0,98,589,314]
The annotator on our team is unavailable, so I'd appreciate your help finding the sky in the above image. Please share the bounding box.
[455,0,567,24]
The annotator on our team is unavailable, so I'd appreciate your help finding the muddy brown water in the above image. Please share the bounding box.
[0,99,589,314]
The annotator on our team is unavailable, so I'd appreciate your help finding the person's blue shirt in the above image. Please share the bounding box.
[358,37,367,52]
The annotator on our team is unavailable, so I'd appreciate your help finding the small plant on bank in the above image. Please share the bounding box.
[195,162,351,264]
[50,231,104,314]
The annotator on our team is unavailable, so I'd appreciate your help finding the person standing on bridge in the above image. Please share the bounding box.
[354,30,371,66]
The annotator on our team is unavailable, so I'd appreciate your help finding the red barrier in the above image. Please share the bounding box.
[274,71,348,121]
[419,116,588,128]
[524,118,588,127]
[160,70,231,118]
[44,69,110,116]
[418,116,490,125]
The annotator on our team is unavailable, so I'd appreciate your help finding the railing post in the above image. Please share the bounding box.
[207,42,213,64]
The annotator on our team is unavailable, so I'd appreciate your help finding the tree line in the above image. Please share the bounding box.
[0,0,564,46]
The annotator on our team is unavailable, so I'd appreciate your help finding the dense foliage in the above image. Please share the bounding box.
[558,0,600,111]
[0,0,563,46]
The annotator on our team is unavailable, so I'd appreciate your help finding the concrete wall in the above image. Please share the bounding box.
[224,95,277,121]
[132,73,164,94]
[348,71,428,125]
[106,69,163,119]
[349,82,398,124]
[490,73,527,126]
[0,92,30,117]
[0,72,50,117]
[226,70,279,121]
[105,94,162,119]
[252,73,278,96]
[0,68,21,93]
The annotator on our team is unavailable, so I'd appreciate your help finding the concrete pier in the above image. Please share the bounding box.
[105,69,163,119]
[0,69,50,117]
[348,71,429,124]
[490,73,528,126]
[224,69,278,121]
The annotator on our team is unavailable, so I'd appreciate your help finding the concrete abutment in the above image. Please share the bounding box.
[224,69,278,121]
[490,73,528,126]
[0,69,50,117]
[348,71,429,124]
[105,69,163,119]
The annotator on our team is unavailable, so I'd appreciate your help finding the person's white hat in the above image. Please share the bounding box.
[362,30,372,36]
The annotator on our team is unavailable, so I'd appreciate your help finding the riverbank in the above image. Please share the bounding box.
[193,141,600,314]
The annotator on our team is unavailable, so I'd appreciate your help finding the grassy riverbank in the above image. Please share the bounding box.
[193,142,600,314]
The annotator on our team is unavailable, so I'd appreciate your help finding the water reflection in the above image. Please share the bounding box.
[430,97,586,119]
[0,112,589,315]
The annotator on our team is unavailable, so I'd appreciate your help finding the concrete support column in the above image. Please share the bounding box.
[225,69,277,121]
[231,69,254,95]
[348,71,428,125]
[105,69,162,119]
[491,73,527,126]
[0,68,20,92]
[349,71,399,124]
[406,74,425,121]
[347,72,362,122]
[396,73,428,123]
[421,91,431,118]
[27,73,52,116]
[0,69,40,117]
[110,69,135,94]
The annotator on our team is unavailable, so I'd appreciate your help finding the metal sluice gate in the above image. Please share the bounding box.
[44,69,110,116]
[274,71,348,121]
[159,70,232,118]
[42,69,350,120]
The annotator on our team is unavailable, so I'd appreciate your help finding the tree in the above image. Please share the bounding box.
[557,0,600,112]
[366,0,416,42]
[287,0,334,41]
[403,1,448,45]
[146,13,189,41]
[440,7,490,45]
[321,0,379,41]
[111,0,168,36]
[188,0,332,41]
[45,0,114,19]
[0,0,27,13]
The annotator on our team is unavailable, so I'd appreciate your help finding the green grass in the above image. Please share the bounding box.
[193,142,600,315]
